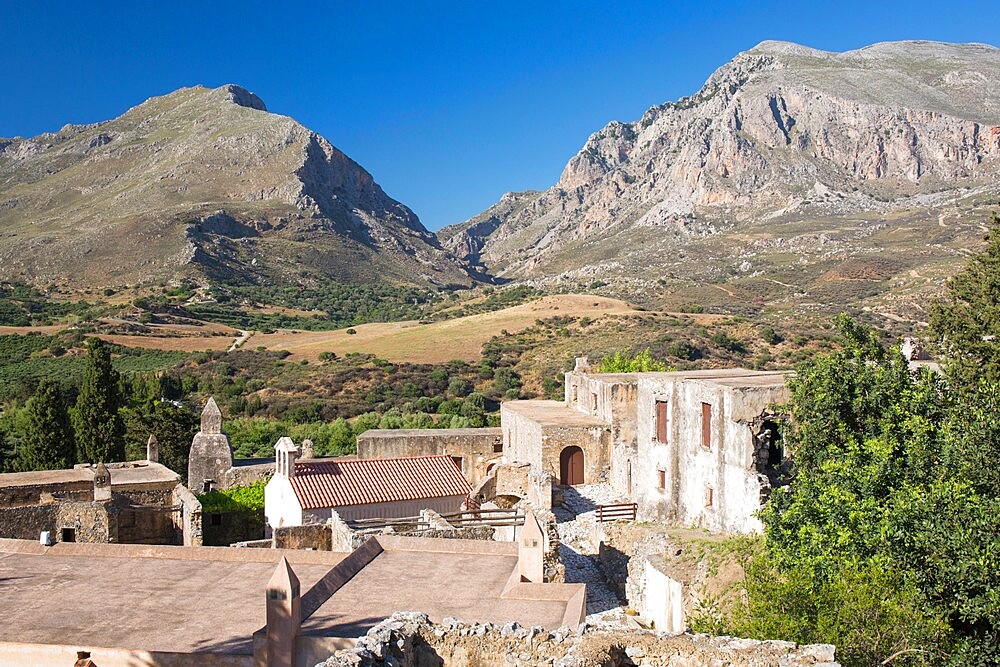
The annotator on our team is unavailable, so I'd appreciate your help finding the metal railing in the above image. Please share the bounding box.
[596,502,637,523]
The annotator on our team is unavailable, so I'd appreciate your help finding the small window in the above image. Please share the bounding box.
[655,401,668,443]
[210,513,223,526]
[701,403,712,449]
[493,438,503,453]
[705,486,714,507]
[572,386,578,403]
[61,527,76,543]
[202,480,214,493]
[451,456,463,470]
[591,393,598,411]
[657,469,666,490]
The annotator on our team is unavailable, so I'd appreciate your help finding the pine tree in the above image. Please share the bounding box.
[929,213,1000,392]
[73,338,125,463]
[16,380,75,471]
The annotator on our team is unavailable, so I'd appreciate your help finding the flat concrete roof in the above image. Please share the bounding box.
[358,428,501,440]
[0,540,346,655]
[0,535,583,656]
[501,400,608,428]
[0,461,179,489]
[303,540,569,638]
[636,368,790,389]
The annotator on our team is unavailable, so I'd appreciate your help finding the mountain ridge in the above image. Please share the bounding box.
[0,84,474,291]
[440,39,1000,319]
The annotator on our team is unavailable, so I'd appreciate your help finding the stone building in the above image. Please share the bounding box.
[0,435,198,545]
[356,428,503,486]
[265,439,473,529]
[499,359,790,534]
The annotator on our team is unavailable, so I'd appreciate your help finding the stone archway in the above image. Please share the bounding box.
[559,446,585,486]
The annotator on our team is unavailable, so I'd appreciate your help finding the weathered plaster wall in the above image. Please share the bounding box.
[0,481,91,507]
[357,428,503,486]
[634,374,789,534]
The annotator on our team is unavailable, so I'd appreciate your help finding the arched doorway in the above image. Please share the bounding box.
[560,446,585,485]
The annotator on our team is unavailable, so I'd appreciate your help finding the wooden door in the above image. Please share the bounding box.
[560,446,585,485]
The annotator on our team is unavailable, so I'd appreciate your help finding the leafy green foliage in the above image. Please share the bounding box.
[121,401,198,481]
[0,282,107,325]
[13,380,75,471]
[73,338,125,463]
[929,213,1000,393]
[198,481,266,514]
[703,315,1000,665]
[599,348,669,372]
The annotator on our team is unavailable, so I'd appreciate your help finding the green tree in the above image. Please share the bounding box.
[122,401,197,478]
[599,348,668,372]
[929,214,1000,392]
[73,338,125,463]
[15,380,75,471]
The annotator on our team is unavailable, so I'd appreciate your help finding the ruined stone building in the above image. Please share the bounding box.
[501,359,790,534]
[355,427,503,486]
[264,438,472,528]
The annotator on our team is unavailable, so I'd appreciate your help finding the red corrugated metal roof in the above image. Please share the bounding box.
[289,455,472,510]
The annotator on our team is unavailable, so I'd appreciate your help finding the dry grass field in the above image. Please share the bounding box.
[253,294,640,363]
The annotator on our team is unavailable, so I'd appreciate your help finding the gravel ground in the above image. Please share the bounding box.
[555,484,629,625]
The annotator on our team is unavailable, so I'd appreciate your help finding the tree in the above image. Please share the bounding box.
[929,213,1000,392]
[599,348,668,372]
[121,401,197,478]
[73,338,125,463]
[13,380,75,471]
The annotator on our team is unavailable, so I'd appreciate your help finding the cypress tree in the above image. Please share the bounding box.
[73,338,125,463]
[16,380,75,471]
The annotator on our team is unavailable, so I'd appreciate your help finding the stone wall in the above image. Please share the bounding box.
[318,612,839,667]
[0,504,59,540]
[112,484,179,545]
[223,461,274,488]
[173,484,202,547]
[202,510,265,546]
[273,522,332,551]
[0,481,92,507]
[357,428,503,486]
[56,501,117,543]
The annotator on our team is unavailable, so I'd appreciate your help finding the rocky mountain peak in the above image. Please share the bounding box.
[221,84,268,112]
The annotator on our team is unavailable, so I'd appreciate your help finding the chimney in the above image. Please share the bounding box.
[574,356,591,373]
[265,556,301,667]
[201,397,223,434]
[516,510,545,583]
[93,462,112,502]
[274,437,299,478]
[146,434,159,463]
[300,439,314,460]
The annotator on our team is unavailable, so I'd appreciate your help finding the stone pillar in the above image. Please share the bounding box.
[146,434,159,463]
[265,556,301,667]
[93,462,112,502]
[300,439,314,460]
[188,397,233,493]
[517,510,545,583]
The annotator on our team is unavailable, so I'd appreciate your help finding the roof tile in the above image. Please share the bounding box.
[289,455,471,510]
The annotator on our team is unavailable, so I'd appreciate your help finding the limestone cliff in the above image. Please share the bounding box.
[0,84,473,290]
[441,41,1000,317]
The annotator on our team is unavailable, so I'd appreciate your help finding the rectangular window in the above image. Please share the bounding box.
[451,456,464,470]
[655,401,668,442]
[493,438,503,453]
[591,393,598,412]
[657,469,666,490]
[701,403,712,449]
[705,486,714,507]
[61,527,76,543]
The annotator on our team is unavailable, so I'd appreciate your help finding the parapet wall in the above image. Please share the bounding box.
[318,612,839,667]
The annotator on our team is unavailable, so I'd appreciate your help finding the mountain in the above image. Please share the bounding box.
[0,84,474,291]
[440,41,1000,319]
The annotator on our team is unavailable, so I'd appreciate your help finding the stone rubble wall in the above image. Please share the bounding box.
[318,612,839,667]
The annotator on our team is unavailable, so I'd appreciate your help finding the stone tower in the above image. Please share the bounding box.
[187,397,233,493]
[146,434,159,463]
[265,556,301,667]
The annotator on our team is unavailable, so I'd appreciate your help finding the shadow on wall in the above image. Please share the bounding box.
[559,486,597,514]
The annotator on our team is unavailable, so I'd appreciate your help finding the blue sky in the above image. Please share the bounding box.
[3,1,999,230]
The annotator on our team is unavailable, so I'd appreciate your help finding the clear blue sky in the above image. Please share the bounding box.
[3,1,998,230]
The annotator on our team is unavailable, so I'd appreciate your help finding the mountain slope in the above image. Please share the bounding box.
[442,40,1000,318]
[0,84,473,291]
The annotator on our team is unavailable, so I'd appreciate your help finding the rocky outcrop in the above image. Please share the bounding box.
[0,84,473,290]
[442,41,1000,284]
